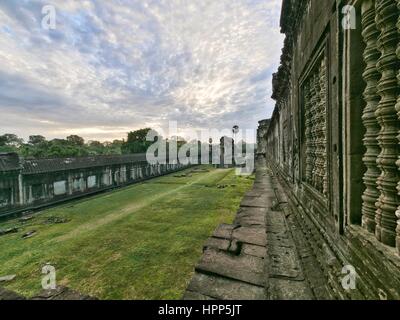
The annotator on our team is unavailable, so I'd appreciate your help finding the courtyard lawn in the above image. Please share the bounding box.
[0,166,254,299]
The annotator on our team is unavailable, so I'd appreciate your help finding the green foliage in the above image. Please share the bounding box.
[0,145,18,153]
[121,141,150,154]
[28,135,46,145]
[0,133,125,159]
[0,134,23,148]
[66,135,85,146]
[127,128,152,143]
[122,128,155,154]
[0,129,218,159]
[20,138,90,159]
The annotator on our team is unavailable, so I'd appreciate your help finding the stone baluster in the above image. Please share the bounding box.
[313,70,322,191]
[374,0,400,246]
[396,0,400,253]
[305,83,313,183]
[361,0,382,233]
[310,74,318,188]
[319,58,328,196]
[304,64,329,196]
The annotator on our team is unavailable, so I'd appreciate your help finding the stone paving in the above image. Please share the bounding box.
[0,286,96,300]
[184,159,328,300]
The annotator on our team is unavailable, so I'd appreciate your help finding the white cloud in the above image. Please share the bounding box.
[0,0,283,142]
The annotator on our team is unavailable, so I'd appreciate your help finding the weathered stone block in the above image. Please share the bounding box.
[195,248,265,286]
[241,244,266,258]
[240,196,269,208]
[267,278,313,300]
[212,224,234,239]
[232,226,266,247]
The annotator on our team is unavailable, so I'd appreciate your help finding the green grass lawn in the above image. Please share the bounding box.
[0,166,254,299]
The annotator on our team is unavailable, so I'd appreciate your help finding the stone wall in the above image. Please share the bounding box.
[256,119,270,157]
[263,0,400,299]
[0,153,188,218]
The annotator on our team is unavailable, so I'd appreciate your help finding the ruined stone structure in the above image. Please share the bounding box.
[263,0,400,299]
[0,153,187,218]
[256,119,271,157]
[219,136,235,168]
[184,1,400,300]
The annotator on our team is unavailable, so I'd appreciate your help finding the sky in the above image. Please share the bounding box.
[0,0,284,143]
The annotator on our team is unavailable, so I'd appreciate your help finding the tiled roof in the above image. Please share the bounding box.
[22,153,147,175]
[0,153,21,172]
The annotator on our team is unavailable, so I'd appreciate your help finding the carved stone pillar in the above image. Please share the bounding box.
[361,0,381,233]
[375,0,400,246]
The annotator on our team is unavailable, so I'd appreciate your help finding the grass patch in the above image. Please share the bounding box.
[0,166,254,299]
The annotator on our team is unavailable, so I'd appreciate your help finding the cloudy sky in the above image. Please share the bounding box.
[0,0,283,142]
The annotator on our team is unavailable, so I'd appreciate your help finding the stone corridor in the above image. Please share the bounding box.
[184,159,331,300]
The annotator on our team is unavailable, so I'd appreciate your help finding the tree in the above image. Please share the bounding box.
[127,128,152,143]
[122,128,157,154]
[1,133,124,159]
[111,139,124,148]
[66,135,84,146]
[87,140,106,155]
[0,134,23,147]
[28,135,46,145]
[88,140,103,148]
[0,135,7,147]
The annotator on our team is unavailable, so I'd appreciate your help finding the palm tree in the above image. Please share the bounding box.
[232,125,239,142]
